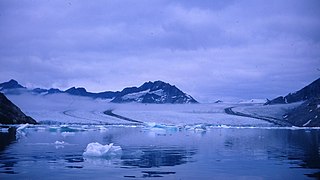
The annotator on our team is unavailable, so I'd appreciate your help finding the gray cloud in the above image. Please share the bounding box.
[0,0,319,102]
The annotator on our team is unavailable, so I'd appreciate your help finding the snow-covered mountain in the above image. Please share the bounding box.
[265,77,320,127]
[0,79,198,104]
[265,78,320,105]
[111,81,198,103]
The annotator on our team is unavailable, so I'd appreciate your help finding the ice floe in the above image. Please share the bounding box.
[83,142,122,157]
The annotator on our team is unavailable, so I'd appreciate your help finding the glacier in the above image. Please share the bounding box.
[3,92,303,128]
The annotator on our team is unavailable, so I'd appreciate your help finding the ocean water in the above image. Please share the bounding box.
[0,124,319,179]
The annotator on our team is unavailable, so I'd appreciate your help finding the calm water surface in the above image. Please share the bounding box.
[0,125,319,179]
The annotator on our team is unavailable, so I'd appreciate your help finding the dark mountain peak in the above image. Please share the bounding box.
[265,77,320,105]
[8,79,18,84]
[111,81,198,104]
[48,88,63,94]
[140,80,172,91]
[32,88,48,94]
[0,79,25,90]
[65,87,88,95]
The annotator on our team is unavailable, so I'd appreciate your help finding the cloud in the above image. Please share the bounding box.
[0,0,319,101]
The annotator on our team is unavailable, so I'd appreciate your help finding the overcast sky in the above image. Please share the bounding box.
[0,0,319,102]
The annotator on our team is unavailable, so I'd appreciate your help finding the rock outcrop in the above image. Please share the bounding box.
[0,92,37,124]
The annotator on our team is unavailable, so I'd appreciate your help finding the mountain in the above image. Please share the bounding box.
[32,88,64,94]
[0,79,198,103]
[265,78,320,127]
[65,87,93,97]
[265,78,320,105]
[0,79,27,95]
[0,92,37,124]
[64,87,119,99]
[282,98,320,127]
[1,79,119,99]
[0,79,26,91]
[111,81,198,103]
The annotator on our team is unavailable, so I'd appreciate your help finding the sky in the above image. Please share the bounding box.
[0,0,320,102]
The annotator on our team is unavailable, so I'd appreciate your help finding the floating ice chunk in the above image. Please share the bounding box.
[145,122,156,127]
[218,125,231,129]
[96,125,108,132]
[145,122,180,132]
[83,142,122,157]
[0,128,9,133]
[16,124,29,138]
[61,132,75,137]
[185,124,207,131]
[59,125,82,132]
[193,124,207,131]
[49,126,60,132]
[54,141,66,145]
[54,140,66,149]
[17,123,29,132]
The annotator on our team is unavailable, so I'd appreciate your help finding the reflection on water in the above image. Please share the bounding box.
[121,147,196,168]
[0,126,17,175]
[0,126,16,151]
[0,125,319,179]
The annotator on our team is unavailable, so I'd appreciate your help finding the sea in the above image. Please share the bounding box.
[0,124,319,179]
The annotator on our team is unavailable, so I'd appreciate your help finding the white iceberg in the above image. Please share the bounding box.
[16,123,29,139]
[54,140,66,145]
[83,142,122,157]
[145,122,180,132]
[54,140,67,149]
[17,123,29,132]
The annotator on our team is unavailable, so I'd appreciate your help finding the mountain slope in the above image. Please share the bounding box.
[283,98,320,127]
[265,78,320,127]
[265,78,320,105]
[111,81,198,103]
[0,79,25,90]
[0,92,37,124]
[64,87,119,99]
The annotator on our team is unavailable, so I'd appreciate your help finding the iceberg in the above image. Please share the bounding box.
[16,123,29,138]
[54,140,66,149]
[83,142,122,157]
[145,122,180,132]
[54,140,66,145]
[185,124,207,132]
[17,123,29,132]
